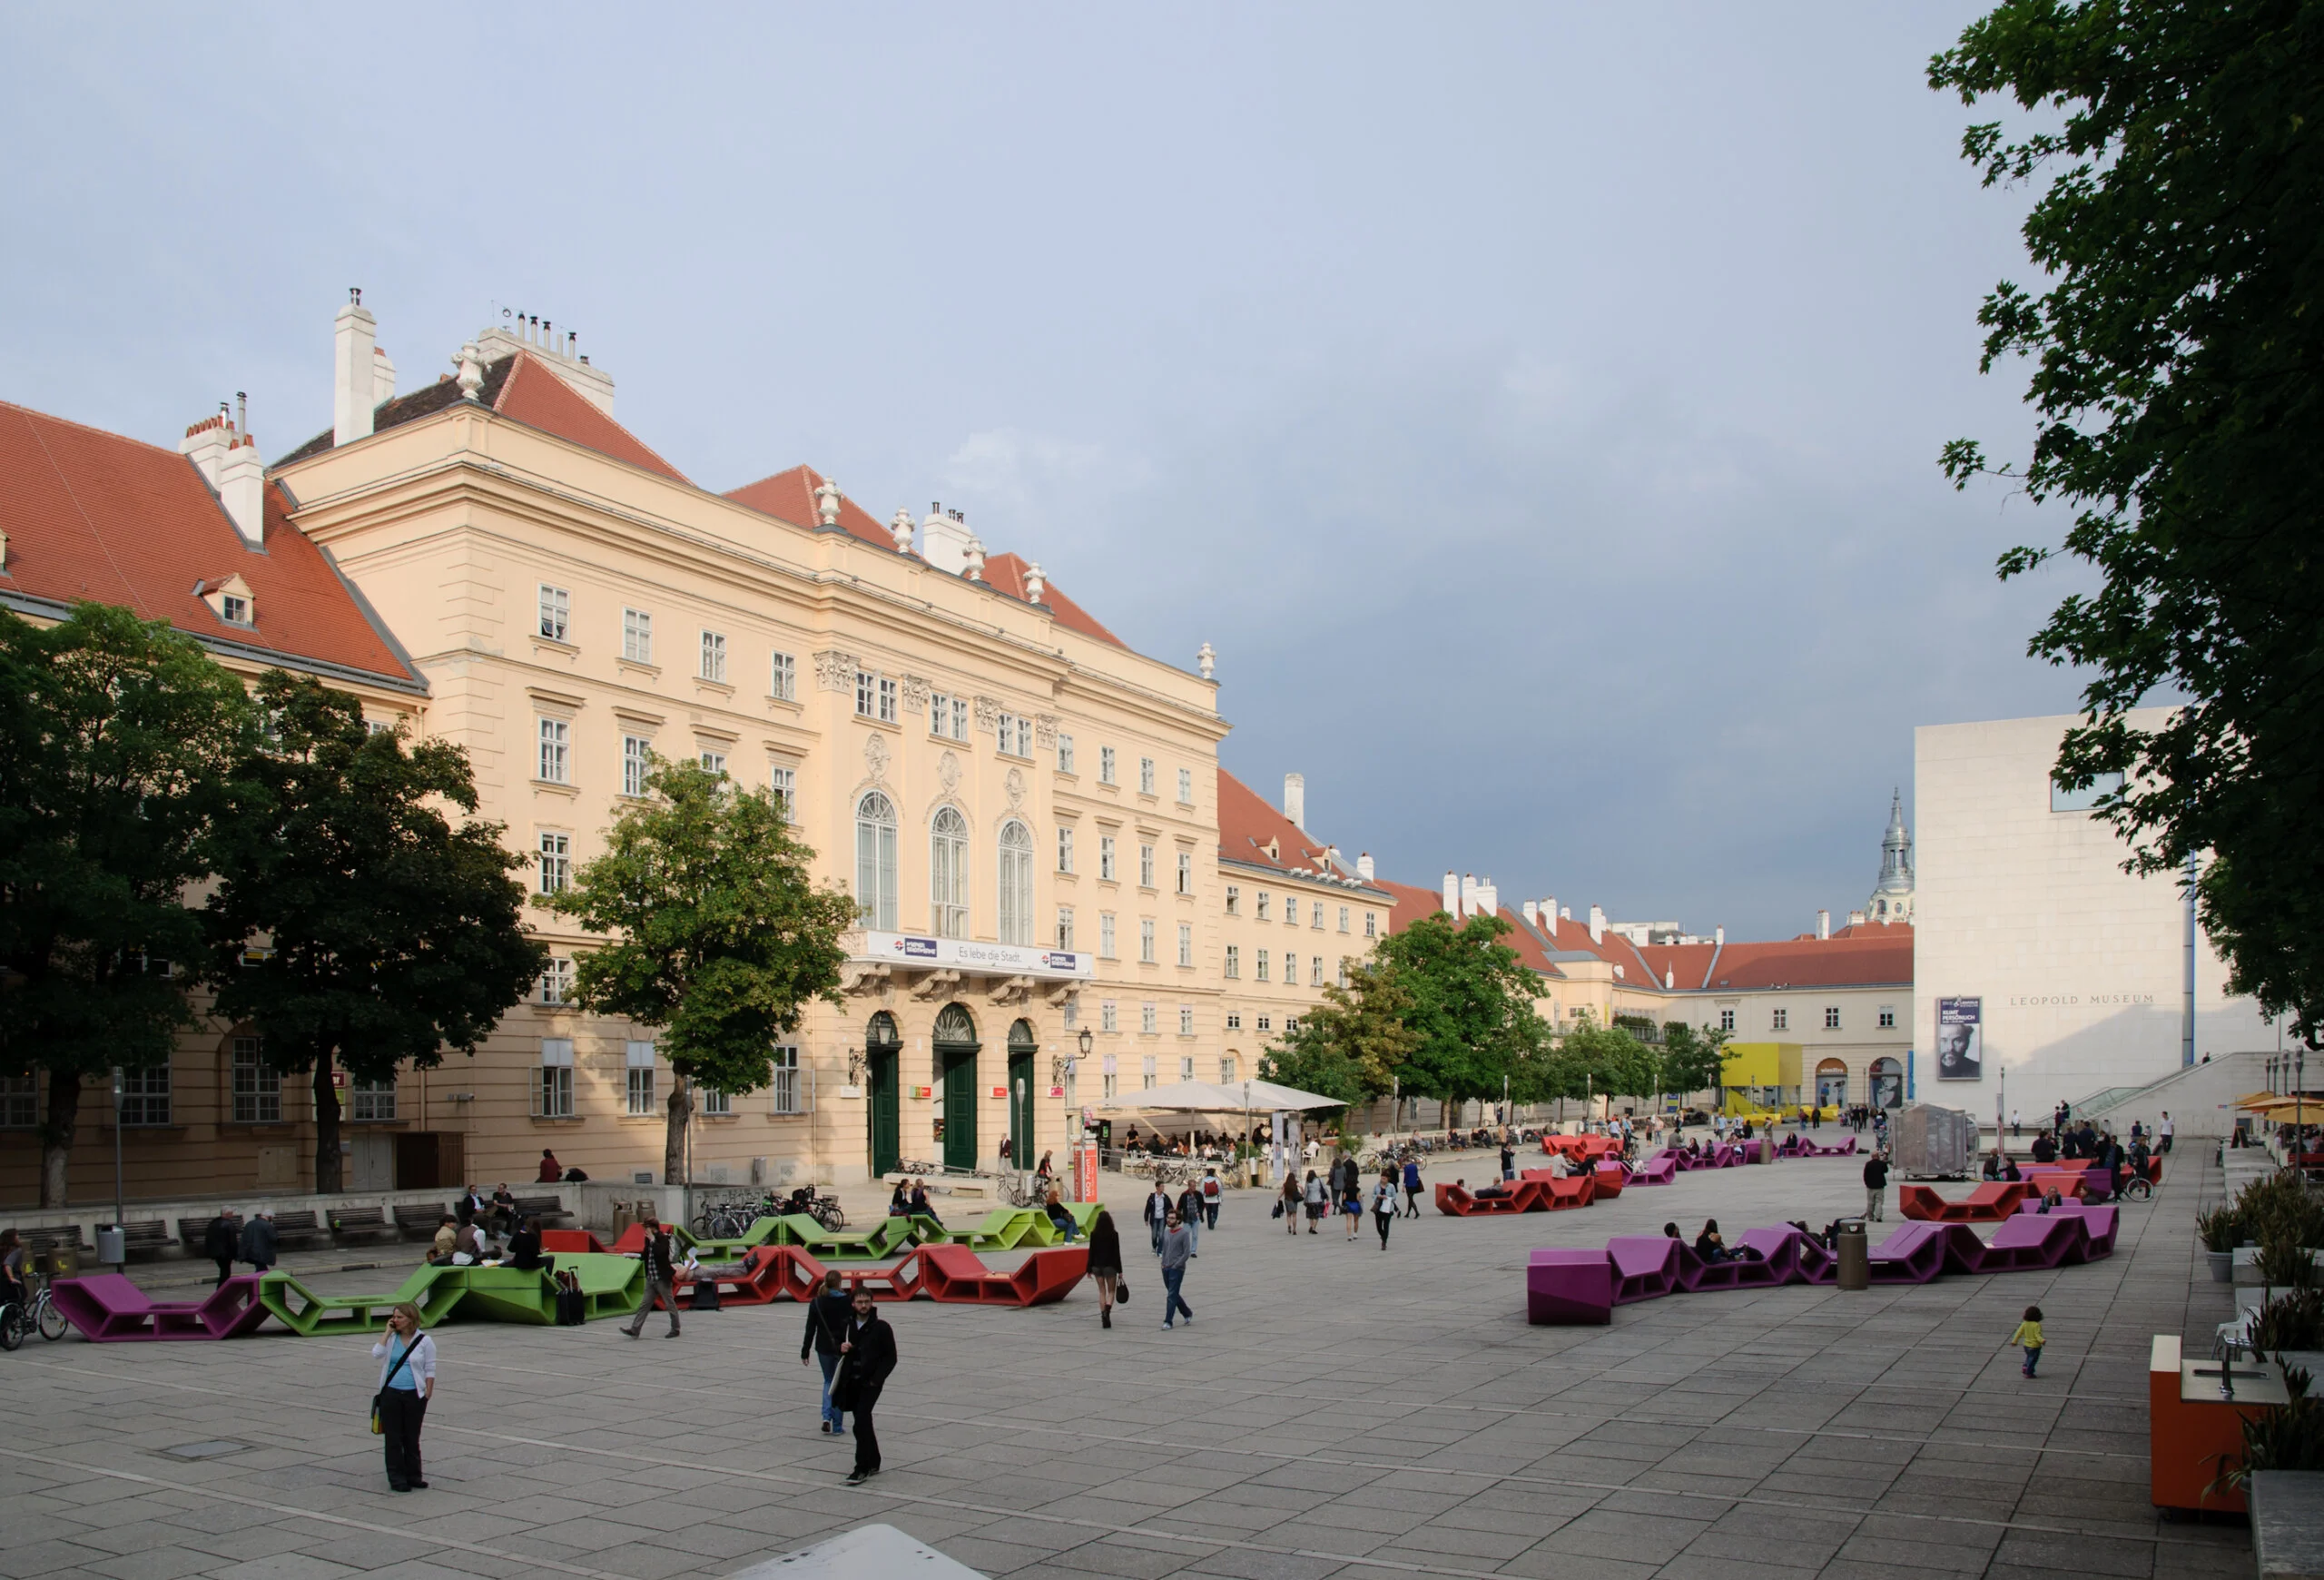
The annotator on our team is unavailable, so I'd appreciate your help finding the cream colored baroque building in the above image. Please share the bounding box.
[269,305,1228,1189]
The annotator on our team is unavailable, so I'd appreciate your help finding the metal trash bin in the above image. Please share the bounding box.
[44,1245,80,1278]
[94,1224,126,1266]
[1836,1220,1869,1290]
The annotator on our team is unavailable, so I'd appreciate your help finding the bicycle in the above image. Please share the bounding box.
[0,1274,64,1349]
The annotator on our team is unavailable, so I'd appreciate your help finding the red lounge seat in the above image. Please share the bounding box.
[540,1229,609,1255]
[1899,1181,2034,1223]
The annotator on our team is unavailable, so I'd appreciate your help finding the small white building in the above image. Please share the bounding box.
[1912,710,2277,1131]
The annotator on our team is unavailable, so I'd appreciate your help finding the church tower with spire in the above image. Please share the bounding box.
[1868,789,1914,924]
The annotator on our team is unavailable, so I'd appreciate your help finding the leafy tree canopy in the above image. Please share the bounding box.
[1261,957,1422,1112]
[1659,1021,1735,1098]
[1933,0,2324,1038]
[1372,912,1552,1109]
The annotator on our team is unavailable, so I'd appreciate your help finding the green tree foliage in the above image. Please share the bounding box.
[0,604,251,1205]
[204,675,545,1192]
[1932,2,2324,1038]
[1659,1021,1734,1099]
[1261,958,1423,1113]
[1559,1020,1659,1104]
[544,756,857,1182]
[1373,912,1552,1116]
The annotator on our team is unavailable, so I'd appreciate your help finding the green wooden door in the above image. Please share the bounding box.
[866,1012,901,1177]
[934,1002,980,1173]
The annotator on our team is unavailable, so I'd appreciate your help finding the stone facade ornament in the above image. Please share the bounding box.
[863,733,890,781]
[1034,713,1059,749]
[453,342,486,400]
[1004,766,1025,807]
[813,476,843,528]
[964,534,986,582]
[937,751,960,793]
[973,696,999,735]
[812,650,858,692]
[1025,562,1046,604]
[890,509,914,553]
[901,674,931,712]
[1196,641,1216,680]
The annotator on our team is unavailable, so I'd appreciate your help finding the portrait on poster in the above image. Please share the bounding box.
[1935,996,1983,1081]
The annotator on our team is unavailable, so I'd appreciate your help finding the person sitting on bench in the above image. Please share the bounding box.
[425,1216,459,1264]
[508,1217,553,1272]
[1043,1188,1078,1241]
[1695,1219,1733,1264]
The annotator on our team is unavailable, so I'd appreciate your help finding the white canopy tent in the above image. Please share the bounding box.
[1095,1079,1343,1114]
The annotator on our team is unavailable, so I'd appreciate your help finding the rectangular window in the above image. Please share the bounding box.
[1256,1015,1272,1032]
[536,1043,576,1118]
[768,764,796,822]
[1285,897,1299,927]
[231,1037,281,1124]
[622,736,651,797]
[539,957,575,1006]
[699,749,726,777]
[1310,955,1324,987]
[1772,1008,1788,1032]
[1226,884,1240,915]
[538,584,569,642]
[1139,756,1156,795]
[770,1044,802,1114]
[1057,827,1075,873]
[1824,1006,1841,1030]
[1101,1000,1118,1033]
[1139,919,1157,963]
[1337,957,1349,989]
[1141,1052,1157,1086]
[1226,944,1240,979]
[1102,1062,1118,1101]
[121,1063,172,1127]
[1285,1017,1300,1034]
[537,831,570,895]
[1285,953,1297,985]
[625,1041,656,1117]
[1057,734,1075,774]
[537,718,569,784]
[930,692,951,736]
[1177,768,1193,804]
[1256,949,1271,983]
[1176,852,1192,894]
[220,593,249,625]
[856,671,876,717]
[1878,1006,1896,1029]
[1220,1054,1238,1082]
[1256,892,1272,923]
[1141,1004,1158,1035]
[1056,906,1076,951]
[623,607,653,663]
[698,631,727,682]
[349,1075,395,1123]
[1139,844,1155,888]
[1177,923,1193,967]
[1179,1008,1195,1038]
[770,650,796,701]
[1226,1014,1242,1032]
[1099,836,1117,882]
[1,1072,37,1128]
[1364,912,1378,939]
[878,677,897,722]
[699,1084,733,1117]
[1720,1008,1737,1032]
[950,697,969,740]
[1099,746,1117,785]
[1338,906,1351,933]
[1312,904,1324,931]
[1099,913,1117,958]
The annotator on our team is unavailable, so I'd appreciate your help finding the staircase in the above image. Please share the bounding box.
[2068,1050,2267,1135]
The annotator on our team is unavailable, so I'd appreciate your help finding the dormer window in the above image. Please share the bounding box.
[221,594,250,625]
[196,573,255,628]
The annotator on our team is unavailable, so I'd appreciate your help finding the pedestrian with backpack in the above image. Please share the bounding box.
[801,1269,853,1435]
[1402,1154,1423,1218]
[1199,1168,1222,1229]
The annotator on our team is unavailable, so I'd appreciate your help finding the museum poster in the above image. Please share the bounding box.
[1935,996,1983,1081]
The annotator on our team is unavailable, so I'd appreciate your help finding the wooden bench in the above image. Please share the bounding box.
[328,1206,399,1247]
[21,1225,93,1255]
[119,1221,175,1259]
[512,1195,575,1229]
[393,1204,451,1241]
[269,1210,327,1249]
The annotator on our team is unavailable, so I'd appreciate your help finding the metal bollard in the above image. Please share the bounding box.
[1836,1220,1870,1290]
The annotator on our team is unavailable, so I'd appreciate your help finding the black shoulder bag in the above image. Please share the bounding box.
[370,1337,419,1435]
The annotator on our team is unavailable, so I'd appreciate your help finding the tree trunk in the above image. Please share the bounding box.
[312,1053,343,1194]
[665,1076,693,1185]
[40,1069,83,1208]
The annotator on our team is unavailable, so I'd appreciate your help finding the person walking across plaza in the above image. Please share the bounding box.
[1279,1170,1302,1235]
[832,1288,896,1484]
[1199,1167,1222,1230]
[1341,1161,1364,1241]
[1863,1150,1889,1222]
[1177,1180,1205,1256]
[2009,1304,2044,1377]
[1370,1170,1398,1250]
[202,1208,238,1288]
[801,1269,853,1434]
[623,1220,681,1338]
[1303,1169,1325,1233]
[2159,1111,2175,1154]
[369,1301,436,1492]
[1402,1153,1423,1218]
[1144,1180,1172,1256]
[1086,1210,1123,1328]
[1158,1209,1195,1328]
[1499,1136,1516,1182]
[239,1207,278,1274]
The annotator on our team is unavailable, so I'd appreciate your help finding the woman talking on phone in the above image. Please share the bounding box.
[369,1302,437,1492]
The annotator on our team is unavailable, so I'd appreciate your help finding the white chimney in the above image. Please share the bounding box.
[1443,871,1459,915]
[1715,924,1726,946]
[1847,910,1866,929]
[1459,874,1478,916]
[473,316,616,413]
[373,345,398,408]
[1560,905,1571,921]
[1817,909,1831,941]
[333,290,378,447]
[1587,904,1606,945]
[181,410,265,546]
[920,504,973,577]
[1665,967,1676,990]
[1522,901,1539,927]
[1284,773,1305,830]
[1475,877,1497,918]
[1356,852,1374,882]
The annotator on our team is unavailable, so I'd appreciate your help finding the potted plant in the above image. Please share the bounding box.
[2256,1289,2324,1378]
[2200,1206,2246,1282]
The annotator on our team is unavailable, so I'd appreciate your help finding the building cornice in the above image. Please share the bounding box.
[0,587,430,698]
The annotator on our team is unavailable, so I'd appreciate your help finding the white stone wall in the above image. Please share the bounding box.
[1912,711,2276,1121]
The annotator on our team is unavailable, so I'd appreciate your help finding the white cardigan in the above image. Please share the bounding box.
[370,1332,437,1391]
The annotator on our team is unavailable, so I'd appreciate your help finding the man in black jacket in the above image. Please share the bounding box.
[835,1289,896,1484]
[238,1209,278,1274]
[202,1209,239,1287]
[622,1223,681,1338]
[800,1269,854,1435]
[1862,1152,1889,1221]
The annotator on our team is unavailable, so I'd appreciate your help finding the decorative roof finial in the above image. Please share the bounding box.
[889,509,914,553]
[1196,641,1216,680]
[813,475,842,528]
[964,533,986,582]
[1025,561,1046,604]
[453,341,485,400]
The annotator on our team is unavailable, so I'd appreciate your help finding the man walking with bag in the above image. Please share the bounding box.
[622,1221,681,1339]
[800,1269,853,1435]
[1863,1150,1889,1222]
[833,1288,896,1484]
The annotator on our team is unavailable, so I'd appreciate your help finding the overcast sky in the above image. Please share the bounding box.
[0,5,2093,940]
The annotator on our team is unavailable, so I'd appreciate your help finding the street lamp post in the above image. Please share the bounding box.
[111,1066,125,1269]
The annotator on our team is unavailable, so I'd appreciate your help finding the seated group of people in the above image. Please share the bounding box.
[1664,1219,1763,1264]
[425,1184,555,1270]
[886,1178,942,1224]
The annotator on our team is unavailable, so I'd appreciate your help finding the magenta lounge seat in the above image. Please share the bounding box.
[1605,1237,1683,1302]
[1526,1249,1614,1324]
[50,1273,270,1341]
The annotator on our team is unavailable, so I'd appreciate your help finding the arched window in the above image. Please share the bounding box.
[855,792,898,931]
[931,807,970,938]
[997,819,1034,945]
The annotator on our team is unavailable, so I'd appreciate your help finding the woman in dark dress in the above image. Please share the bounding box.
[1085,1210,1123,1328]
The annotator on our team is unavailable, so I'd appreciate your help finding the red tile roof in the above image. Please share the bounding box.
[489,354,687,482]
[1374,879,1566,981]
[0,400,418,686]
[1216,770,1334,876]
[981,552,1125,648]
[1638,927,1914,991]
[722,463,900,550]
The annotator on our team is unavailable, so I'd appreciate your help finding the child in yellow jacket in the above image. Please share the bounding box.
[2010,1304,2044,1378]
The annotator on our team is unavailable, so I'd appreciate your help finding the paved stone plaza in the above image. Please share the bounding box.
[0,1145,2252,1579]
